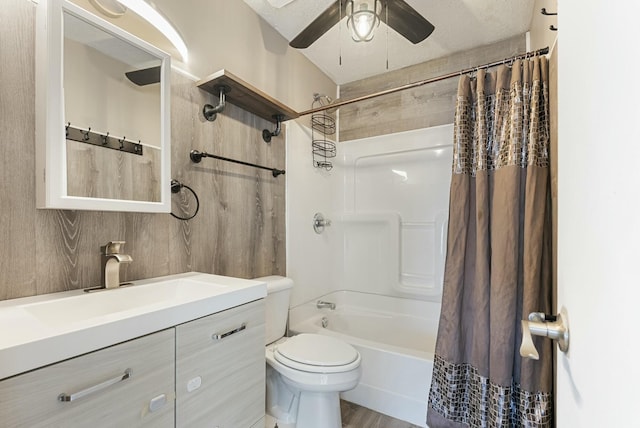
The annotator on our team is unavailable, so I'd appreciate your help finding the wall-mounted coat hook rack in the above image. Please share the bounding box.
[203,84,231,122]
[262,115,284,143]
[541,8,558,31]
[65,123,143,156]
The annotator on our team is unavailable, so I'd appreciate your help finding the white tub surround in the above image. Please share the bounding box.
[339,124,453,300]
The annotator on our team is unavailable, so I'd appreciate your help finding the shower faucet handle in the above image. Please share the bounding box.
[313,213,331,234]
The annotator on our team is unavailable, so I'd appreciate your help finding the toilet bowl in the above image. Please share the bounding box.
[256,276,362,428]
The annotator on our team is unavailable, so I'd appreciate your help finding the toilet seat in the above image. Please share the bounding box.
[274,333,360,373]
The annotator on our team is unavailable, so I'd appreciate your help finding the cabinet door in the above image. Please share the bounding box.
[0,329,175,428]
[176,299,265,428]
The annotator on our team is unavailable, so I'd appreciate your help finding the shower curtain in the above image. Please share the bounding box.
[427,56,553,427]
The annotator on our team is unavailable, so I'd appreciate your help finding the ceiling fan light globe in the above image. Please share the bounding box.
[346,0,381,42]
[353,13,375,40]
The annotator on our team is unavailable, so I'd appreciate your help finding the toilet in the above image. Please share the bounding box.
[256,276,361,428]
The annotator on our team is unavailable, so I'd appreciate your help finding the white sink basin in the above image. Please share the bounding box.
[0,272,266,380]
[24,279,228,326]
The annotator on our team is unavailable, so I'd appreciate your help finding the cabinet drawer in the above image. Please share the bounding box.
[176,299,265,428]
[0,329,175,428]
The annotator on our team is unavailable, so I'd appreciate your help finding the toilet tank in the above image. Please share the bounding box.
[253,276,293,345]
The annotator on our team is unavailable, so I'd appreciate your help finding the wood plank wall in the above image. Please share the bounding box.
[338,35,526,141]
[66,142,162,202]
[0,0,285,301]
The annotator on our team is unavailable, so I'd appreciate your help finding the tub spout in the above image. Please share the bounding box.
[317,300,336,310]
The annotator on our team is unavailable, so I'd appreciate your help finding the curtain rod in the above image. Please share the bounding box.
[297,46,549,117]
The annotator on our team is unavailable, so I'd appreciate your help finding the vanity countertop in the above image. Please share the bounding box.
[0,272,266,380]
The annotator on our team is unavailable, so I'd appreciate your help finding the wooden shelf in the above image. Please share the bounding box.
[196,70,299,123]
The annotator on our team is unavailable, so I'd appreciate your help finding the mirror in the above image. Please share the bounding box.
[36,0,171,212]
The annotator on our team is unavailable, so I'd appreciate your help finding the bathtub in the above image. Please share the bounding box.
[288,290,440,428]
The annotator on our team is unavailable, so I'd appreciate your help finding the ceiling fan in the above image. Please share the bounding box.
[288,0,435,49]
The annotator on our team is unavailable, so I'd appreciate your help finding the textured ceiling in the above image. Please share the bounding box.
[243,0,536,85]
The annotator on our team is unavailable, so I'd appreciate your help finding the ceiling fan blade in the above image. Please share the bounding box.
[290,1,343,49]
[125,66,161,86]
[382,0,434,44]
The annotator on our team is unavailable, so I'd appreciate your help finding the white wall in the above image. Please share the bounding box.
[71,0,337,112]
[285,121,342,306]
[64,38,160,146]
[557,1,640,426]
[528,0,557,51]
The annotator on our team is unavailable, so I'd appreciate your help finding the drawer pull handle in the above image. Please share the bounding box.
[58,368,132,402]
[212,323,247,341]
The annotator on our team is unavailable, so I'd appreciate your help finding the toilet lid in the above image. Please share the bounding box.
[274,334,360,373]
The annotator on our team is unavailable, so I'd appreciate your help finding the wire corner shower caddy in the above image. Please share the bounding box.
[311,93,336,170]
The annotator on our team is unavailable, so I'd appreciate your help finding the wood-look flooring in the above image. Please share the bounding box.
[340,401,422,428]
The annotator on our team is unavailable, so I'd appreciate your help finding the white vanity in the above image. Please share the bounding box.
[0,272,267,428]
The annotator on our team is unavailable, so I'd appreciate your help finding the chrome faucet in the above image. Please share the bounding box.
[316,300,336,310]
[100,241,133,289]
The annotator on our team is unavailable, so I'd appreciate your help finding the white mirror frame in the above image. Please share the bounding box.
[35,0,171,212]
